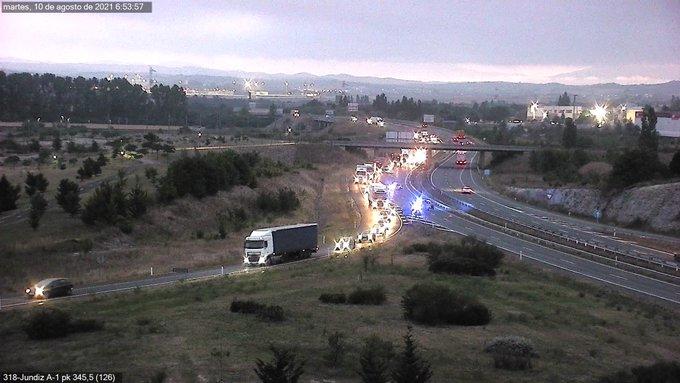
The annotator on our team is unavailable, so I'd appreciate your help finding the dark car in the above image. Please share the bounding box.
[25,278,74,299]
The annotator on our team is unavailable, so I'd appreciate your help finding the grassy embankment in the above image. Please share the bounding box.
[0,143,361,293]
[1,227,678,382]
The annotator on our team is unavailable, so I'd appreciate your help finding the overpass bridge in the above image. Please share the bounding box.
[328,140,537,153]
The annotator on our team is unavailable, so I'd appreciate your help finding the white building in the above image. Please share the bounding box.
[527,104,583,121]
[632,110,680,138]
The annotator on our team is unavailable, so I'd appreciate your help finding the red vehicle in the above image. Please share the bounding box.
[455,151,468,167]
[455,130,466,140]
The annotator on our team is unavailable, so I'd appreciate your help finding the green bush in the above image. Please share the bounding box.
[597,361,680,383]
[230,299,285,322]
[421,237,503,276]
[319,293,347,304]
[403,242,441,254]
[69,318,104,333]
[23,308,103,340]
[257,305,285,322]
[402,283,491,326]
[256,188,301,213]
[484,336,537,371]
[23,308,72,340]
[348,286,386,305]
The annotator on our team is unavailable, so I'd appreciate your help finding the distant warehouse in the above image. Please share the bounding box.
[632,110,680,138]
[527,104,583,121]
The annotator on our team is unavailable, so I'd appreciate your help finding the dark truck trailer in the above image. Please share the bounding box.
[272,224,318,259]
[244,223,319,266]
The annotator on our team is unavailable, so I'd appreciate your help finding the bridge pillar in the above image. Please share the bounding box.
[478,151,487,168]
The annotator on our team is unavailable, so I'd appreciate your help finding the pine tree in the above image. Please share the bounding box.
[670,151,680,176]
[127,177,150,218]
[25,172,49,196]
[392,326,432,383]
[358,335,393,383]
[0,175,21,212]
[254,345,305,383]
[638,105,659,154]
[52,135,62,151]
[56,178,81,216]
[562,118,578,148]
[29,193,48,230]
[557,92,571,106]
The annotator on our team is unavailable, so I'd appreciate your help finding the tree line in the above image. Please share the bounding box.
[369,93,523,123]
[0,71,187,125]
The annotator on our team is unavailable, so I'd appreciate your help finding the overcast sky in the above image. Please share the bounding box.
[1,0,679,84]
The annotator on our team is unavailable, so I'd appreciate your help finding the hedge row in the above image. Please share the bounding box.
[319,286,386,306]
[230,299,285,322]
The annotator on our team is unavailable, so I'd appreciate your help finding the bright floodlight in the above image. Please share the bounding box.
[411,196,423,215]
[530,101,539,120]
[590,103,607,124]
[244,79,252,90]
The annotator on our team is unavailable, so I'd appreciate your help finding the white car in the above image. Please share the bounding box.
[350,115,358,122]
[357,231,376,244]
[372,224,388,237]
[461,186,474,194]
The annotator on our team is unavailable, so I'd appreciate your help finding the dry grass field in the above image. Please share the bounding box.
[1,226,677,382]
[0,143,362,293]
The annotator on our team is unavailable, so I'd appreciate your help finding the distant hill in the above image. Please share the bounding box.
[1,59,678,104]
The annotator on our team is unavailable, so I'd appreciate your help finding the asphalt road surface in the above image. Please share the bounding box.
[382,119,680,305]
[0,171,402,310]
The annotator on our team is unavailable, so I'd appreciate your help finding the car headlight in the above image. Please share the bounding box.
[35,286,44,297]
[25,288,31,294]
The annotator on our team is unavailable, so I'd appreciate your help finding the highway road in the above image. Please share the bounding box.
[0,171,401,310]
[382,119,680,304]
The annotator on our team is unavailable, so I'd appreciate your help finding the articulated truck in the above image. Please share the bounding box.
[244,223,318,266]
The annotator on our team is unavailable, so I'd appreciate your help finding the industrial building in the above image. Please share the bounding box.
[527,104,583,121]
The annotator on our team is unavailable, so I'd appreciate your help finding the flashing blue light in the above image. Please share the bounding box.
[411,196,423,215]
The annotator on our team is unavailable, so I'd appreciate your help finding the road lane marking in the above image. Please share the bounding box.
[610,274,628,281]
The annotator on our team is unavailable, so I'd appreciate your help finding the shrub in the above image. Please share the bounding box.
[348,286,386,305]
[319,293,347,304]
[69,318,104,333]
[597,361,680,383]
[257,305,285,322]
[425,237,503,276]
[118,219,134,234]
[230,299,285,322]
[402,283,491,326]
[484,336,537,371]
[230,299,264,314]
[256,188,301,213]
[23,308,72,340]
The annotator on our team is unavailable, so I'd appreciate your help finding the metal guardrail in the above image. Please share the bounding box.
[416,163,680,283]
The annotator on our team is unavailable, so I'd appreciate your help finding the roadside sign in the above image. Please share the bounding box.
[348,102,359,112]
[423,114,435,123]
[594,209,602,222]
[483,169,491,177]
